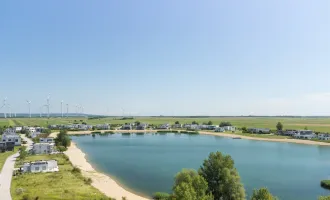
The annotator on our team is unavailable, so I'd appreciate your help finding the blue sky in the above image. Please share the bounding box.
[0,0,329,116]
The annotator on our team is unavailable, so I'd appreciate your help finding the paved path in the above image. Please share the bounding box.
[0,135,33,200]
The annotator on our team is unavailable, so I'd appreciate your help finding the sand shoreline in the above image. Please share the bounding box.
[65,142,151,200]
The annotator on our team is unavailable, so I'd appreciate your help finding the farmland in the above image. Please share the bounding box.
[1,116,330,132]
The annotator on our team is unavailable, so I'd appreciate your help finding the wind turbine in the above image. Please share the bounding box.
[61,100,64,118]
[0,97,7,118]
[66,103,69,117]
[45,94,51,118]
[7,104,12,118]
[26,100,31,118]
[121,107,125,118]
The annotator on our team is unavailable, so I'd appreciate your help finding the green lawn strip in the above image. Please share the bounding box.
[0,147,19,171]
[11,154,109,200]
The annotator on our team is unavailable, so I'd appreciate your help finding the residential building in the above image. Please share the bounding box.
[247,128,270,134]
[0,142,15,152]
[172,124,182,129]
[318,133,330,140]
[280,130,298,136]
[215,127,225,132]
[27,127,36,133]
[32,143,56,154]
[207,125,218,130]
[223,126,236,131]
[15,127,23,132]
[31,132,42,138]
[40,137,55,143]
[121,124,132,130]
[294,130,315,139]
[95,124,110,130]
[35,127,45,132]
[189,124,201,130]
[2,129,21,146]
[22,160,59,173]
[136,123,148,130]
[159,123,171,129]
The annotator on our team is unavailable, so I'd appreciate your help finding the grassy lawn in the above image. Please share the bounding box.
[11,154,110,200]
[218,131,290,139]
[0,147,19,172]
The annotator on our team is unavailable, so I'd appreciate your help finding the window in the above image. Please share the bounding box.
[15,139,18,142]
[8,139,11,141]
[35,167,40,171]
[42,166,46,170]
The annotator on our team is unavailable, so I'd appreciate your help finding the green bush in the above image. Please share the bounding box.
[321,180,330,190]
[72,166,81,174]
[157,130,169,133]
[84,177,92,185]
[180,131,199,135]
[153,192,171,200]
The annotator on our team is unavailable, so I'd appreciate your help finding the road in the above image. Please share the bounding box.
[0,134,33,200]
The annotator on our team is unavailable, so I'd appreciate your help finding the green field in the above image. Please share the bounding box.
[11,154,110,200]
[1,117,330,132]
[0,147,19,172]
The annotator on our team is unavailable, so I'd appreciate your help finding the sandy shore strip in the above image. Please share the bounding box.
[198,131,330,146]
[65,142,150,200]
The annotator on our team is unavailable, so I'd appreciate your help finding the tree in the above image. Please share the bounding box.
[219,122,232,127]
[173,169,213,200]
[135,121,141,126]
[199,152,245,200]
[175,121,180,125]
[207,121,213,125]
[55,130,71,148]
[276,122,283,131]
[19,146,28,160]
[192,121,199,125]
[304,126,308,130]
[250,188,278,200]
[241,127,247,133]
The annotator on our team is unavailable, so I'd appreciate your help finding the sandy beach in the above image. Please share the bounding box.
[65,142,150,200]
[198,131,330,146]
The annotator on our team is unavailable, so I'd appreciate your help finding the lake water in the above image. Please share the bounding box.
[72,133,330,200]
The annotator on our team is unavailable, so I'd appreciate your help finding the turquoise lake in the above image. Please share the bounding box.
[72,133,330,200]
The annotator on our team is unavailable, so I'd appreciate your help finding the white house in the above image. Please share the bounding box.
[27,127,36,133]
[31,132,42,138]
[294,130,316,139]
[318,133,330,140]
[22,160,59,173]
[32,143,56,154]
[15,127,23,132]
[248,128,270,134]
[2,129,21,146]
[223,126,236,131]
[40,137,55,143]
[95,124,110,130]
[215,127,225,132]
